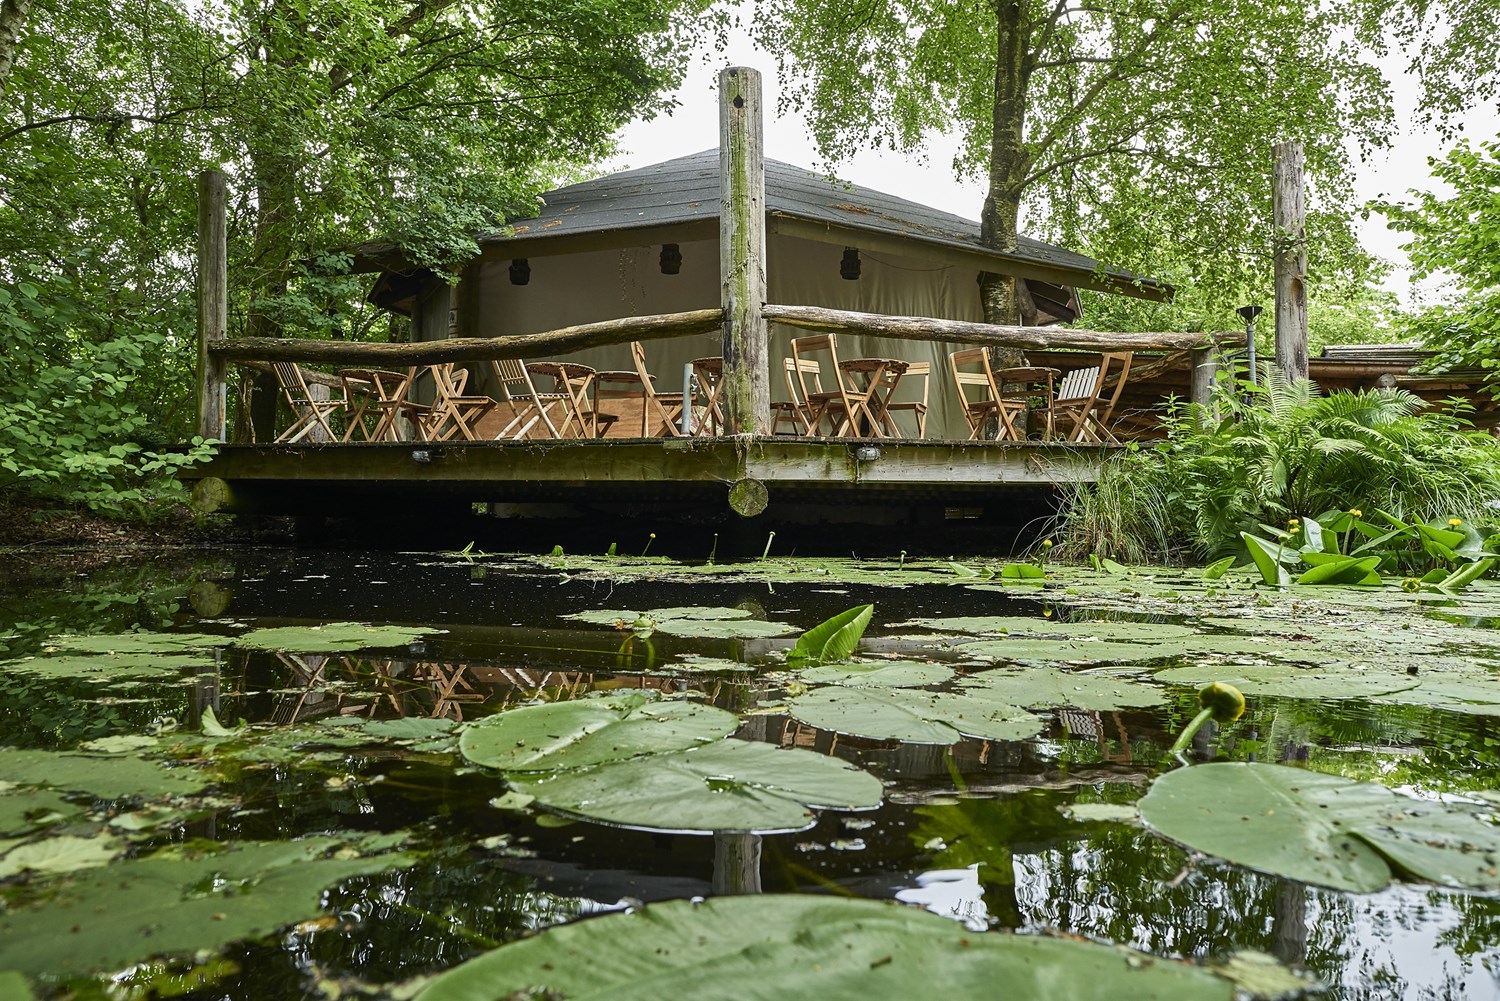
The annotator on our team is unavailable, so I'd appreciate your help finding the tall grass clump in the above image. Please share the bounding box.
[1054,370,1500,562]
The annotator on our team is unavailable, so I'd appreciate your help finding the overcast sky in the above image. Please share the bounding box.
[608,23,1499,307]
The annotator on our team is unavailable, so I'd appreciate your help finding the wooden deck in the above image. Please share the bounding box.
[183,437,1110,520]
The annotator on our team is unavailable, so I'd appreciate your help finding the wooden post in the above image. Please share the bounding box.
[1189,347,1216,409]
[1272,142,1309,382]
[196,169,229,440]
[719,66,770,435]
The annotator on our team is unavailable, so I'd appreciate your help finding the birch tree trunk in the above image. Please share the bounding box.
[0,0,33,102]
[979,0,1034,368]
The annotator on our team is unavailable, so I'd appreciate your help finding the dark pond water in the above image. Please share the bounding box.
[1,547,1498,999]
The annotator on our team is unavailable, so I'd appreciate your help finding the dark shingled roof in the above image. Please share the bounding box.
[482,149,1167,298]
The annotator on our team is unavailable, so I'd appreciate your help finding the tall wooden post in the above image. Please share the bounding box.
[1189,346,1217,411]
[1272,142,1308,382]
[719,66,770,435]
[196,169,228,440]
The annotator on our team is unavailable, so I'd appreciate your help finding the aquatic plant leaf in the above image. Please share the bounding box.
[1373,678,1500,715]
[1066,803,1141,823]
[1295,555,1382,586]
[1152,665,1421,700]
[999,562,1046,579]
[0,651,210,683]
[0,837,414,977]
[1241,533,1293,586]
[0,789,81,836]
[0,750,209,798]
[958,637,1168,665]
[459,693,737,772]
[0,834,120,877]
[358,717,457,742]
[233,623,436,652]
[960,667,1165,710]
[565,606,796,638]
[1202,557,1236,580]
[894,616,1196,641]
[47,632,228,655]
[78,735,159,754]
[788,604,874,665]
[1139,762,1500,892]
[509,741,881,834]
[797,660,954,688]
[787,687,1042,745]
[414,895,1232,1001]
[651,618,799,639]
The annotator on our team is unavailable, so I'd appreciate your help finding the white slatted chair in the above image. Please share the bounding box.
[1049,352,1133,443]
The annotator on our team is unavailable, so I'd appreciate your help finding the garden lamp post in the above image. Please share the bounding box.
[1236,304,1263,385]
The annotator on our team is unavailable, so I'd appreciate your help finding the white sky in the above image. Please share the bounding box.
[608,24,1499,308]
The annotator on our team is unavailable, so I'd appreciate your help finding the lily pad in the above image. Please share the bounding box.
[0,834,121,877]
[1139,762,1500,892]
[787,687,1043,745]
[1152,665,1422,700]
[46,632,228,655]
[798,660,954,688]
[1373,678,1500,715]
[958,637,1169,665]
[233,622,436,652]
[0,837,414,977]
[414,894,1232,1001]
[509,740,882,834]
[0,789,82,836]
[566,606,797,639]
[960,666,1165,710]
[0,652,211,683]
[897,616,1196,641]
[0,750,209,799]
[459,693,738,772]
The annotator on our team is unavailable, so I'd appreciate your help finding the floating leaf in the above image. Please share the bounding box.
[797,660,953,688]
[961,667,1165,710]
[78,735,159,754]
[1152,665,1421,700]
[459,693,737,772]
[0,789,81,836]
[0,750,209,799]
[0,837,413,977]
[0,834,120,877]
[787,687,1042,745]
[895,616,1195,641]
[0,652,210,683]
[958,637,1168,665]
[565,606,796,638]
[47,632,228,655]
[788,604,874,665]
[414,895,1232,1001]
[233,623,436,652]
[509,741,881,834]
[1065,803,1141,823]
[1139,762,1500,892]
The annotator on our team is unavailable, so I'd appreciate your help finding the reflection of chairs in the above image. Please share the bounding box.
[593,341,684,437]
[879,361,929,438]
[490,359,564,440]
[273,362,345,443]
[418,364,495,441]
[1049,352,1133,443]
[947,349,1023,440]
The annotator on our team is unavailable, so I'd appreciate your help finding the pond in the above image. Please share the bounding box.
[2,547,1499,999]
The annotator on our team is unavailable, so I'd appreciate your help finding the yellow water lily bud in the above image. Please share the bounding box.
[1349,508,1362,517]
[1448,518,1462,527]
[1198,681,1246,723]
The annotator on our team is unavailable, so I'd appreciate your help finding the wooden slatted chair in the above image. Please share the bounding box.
[272,361,345,443]
[593,341,684,437]
[418,363,496,441]
[490,358,565,439]
[1049,351,1134,443]
[947,349,1024,440]
[790,334,864,436]
[772,357,820,435]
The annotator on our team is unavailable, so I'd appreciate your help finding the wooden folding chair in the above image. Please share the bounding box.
[1049,352,1133,443]
[947,349,1024,440]
[593,341,684,437]
[772,357,819,435]
[418,363,495,441]
[790,334,864,436]
[272,361,345,443]
[878,361,929,438]
[490,358,565,439]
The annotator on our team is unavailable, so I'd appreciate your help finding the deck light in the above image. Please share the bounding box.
[840,247,861,280]
[660,244,682,274]
[509,259,530,285]
[411,449,432,464]
[856,445,880,462]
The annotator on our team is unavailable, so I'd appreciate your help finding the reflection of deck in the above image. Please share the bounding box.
[185,436,1110,518]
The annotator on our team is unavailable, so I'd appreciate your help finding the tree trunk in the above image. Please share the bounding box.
[979,0,1033,368]
[0,0,32,103]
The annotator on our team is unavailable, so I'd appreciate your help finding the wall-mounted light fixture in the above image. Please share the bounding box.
[840,247,861,281]
[508,259,530,286]
[659,243,682,275]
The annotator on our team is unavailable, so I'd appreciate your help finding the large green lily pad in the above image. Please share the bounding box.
[898,615,1196,641]
[233,622,436,652]
[0,789,82,836]
[0,652,211,683]
[414,894,1232,1001]
[957,637,1170,665]
[960,666,1165,710]
[508,740,882,834]
[787,687,1043,745]
[0,833,121,877]
[797,660,954,688]
[45,632,228,655]
[564,605,798,638]
[1152,665,1423,700]
[0,750,209,798]
[1139,762,1500,892]
[459,693,738,772]
[1373,677,1500,716]
[0,837,414,977]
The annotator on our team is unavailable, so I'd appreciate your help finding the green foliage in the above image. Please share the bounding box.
[1375,138,1500,381]
[787,604,873,665]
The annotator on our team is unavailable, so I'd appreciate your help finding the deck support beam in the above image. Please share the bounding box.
[719,66,770,435]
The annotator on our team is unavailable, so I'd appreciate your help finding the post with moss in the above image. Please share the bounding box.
[719,66,770,435]
[1272,142,1309,382]
[196,169,228,440]
[1189,345,1218,419]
